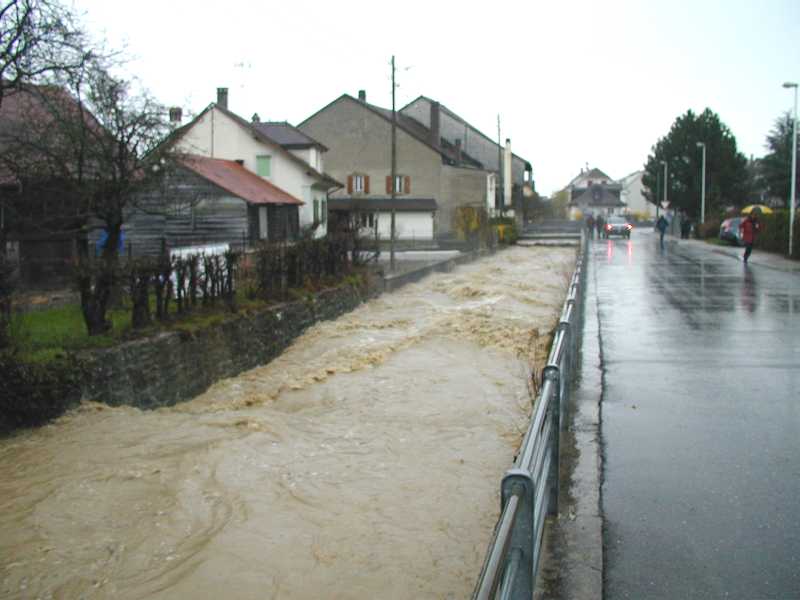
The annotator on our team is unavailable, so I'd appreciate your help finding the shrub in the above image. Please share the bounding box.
[696,218,722,240]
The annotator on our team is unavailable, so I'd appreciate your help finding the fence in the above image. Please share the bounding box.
[472,235,586,600]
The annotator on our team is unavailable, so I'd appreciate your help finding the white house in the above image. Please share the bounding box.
[618,170,656,218]
[171,88,341,238]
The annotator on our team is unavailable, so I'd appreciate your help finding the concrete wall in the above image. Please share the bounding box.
[439,166,490,233]
[79,281,377,409]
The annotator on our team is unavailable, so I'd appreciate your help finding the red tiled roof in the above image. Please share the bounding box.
[180,155,303,205]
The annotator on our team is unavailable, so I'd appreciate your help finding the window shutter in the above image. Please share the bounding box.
[347,175,353,194]
[386,175,392,194]
[404,176,411,195]
[364,175,370,194]
[314,199,319,223]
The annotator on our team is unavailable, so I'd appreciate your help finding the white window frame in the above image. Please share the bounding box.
[353,174,365,193]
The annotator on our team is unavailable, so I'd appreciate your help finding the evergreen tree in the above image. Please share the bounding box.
[642,109,747,218]
[761,112,799,205]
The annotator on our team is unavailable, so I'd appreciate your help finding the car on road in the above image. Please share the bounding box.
[719,217,743,245]
[604,216,633,239]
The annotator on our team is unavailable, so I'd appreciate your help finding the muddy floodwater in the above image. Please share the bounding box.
[0,245,576,600]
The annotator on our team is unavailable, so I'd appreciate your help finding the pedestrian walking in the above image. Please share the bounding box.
[586,214,595,239]
[739,210,761,263]
[656,215,668,247]
[596,214,605,239]
[680,212,692,239]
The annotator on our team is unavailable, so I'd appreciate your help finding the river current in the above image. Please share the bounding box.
[0,245,576,599]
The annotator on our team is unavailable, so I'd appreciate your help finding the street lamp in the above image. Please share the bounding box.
[696,142,706,225]
[783,82,798,257]
[660,159,668,211]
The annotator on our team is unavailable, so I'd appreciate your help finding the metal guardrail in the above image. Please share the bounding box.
[472,236,586,600]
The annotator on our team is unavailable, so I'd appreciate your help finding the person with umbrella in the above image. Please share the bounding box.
[739,208,762,263]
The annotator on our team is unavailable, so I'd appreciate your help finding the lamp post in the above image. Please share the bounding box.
[660,158,668,210]
[784,82,798,257]
[696,142,706,225]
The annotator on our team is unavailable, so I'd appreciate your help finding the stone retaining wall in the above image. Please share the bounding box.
[80,281,377,409]
[3,248,500,432]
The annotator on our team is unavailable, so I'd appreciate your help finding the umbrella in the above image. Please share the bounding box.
[741,204,773,215]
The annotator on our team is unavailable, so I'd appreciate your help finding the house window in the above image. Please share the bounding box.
[313,198,319,223]
[347,174,369,195]
[256,155,271,177]
[321,199,327,224]
[359,212,375,228]
[386,174,411,194]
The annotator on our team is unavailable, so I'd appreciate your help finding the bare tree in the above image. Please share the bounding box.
[0,58,173,335]
[0,0,92,108]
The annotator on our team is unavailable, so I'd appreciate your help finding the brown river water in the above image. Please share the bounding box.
[0,245,576,600]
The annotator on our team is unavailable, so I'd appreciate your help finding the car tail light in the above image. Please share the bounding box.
[606,224,611,230]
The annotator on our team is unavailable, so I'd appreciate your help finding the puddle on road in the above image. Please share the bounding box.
[0,245,575,599]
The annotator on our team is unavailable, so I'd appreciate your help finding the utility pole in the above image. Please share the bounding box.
[390,55,397,271]
[497,115,503,214]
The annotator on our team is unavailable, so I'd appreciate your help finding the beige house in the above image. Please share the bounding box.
[298,91,494,240]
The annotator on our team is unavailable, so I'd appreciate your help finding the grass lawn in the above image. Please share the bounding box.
[8,273,366,363]
[11,291,268,363]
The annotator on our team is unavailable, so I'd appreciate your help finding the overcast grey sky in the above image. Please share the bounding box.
[72,0,800,196]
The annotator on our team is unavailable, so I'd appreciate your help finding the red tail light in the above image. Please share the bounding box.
[606,224,611,230]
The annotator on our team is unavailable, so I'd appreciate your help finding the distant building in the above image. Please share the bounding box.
[566,167,625,219]
[618,170,656,218]
[399,96,533,215]
[298,91,497,241]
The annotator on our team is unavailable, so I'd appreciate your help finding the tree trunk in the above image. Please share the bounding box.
[77,222,121,336]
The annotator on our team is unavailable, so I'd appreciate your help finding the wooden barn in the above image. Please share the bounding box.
[117,154,304,257]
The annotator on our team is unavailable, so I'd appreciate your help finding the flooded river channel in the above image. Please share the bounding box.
[0,245,576,599]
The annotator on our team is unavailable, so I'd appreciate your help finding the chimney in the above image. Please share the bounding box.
[252,112,261,123]
[358,89,366,102]
[217,87,228,110]
[454,138,462,163]
[429,101,441,147]
[168,107,182,124]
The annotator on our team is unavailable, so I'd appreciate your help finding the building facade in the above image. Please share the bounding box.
[298,92,495,240]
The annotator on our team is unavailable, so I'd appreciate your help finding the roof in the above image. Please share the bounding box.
[167,103,342,190]
[180,155,303,205]
[328,197,437,212]
[569,185,625,208]
[299,95,484,169]
[400,95,532,167]
[364,100,483,168]
[568,167,614,187]
[0,84,102,186]
[251,121,328,151]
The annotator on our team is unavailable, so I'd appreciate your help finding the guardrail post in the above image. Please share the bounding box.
[501,470,535,599]
[555,319,571,421]
[542,365,561,518]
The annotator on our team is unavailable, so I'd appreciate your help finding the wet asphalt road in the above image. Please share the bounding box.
[594,230,800,599]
